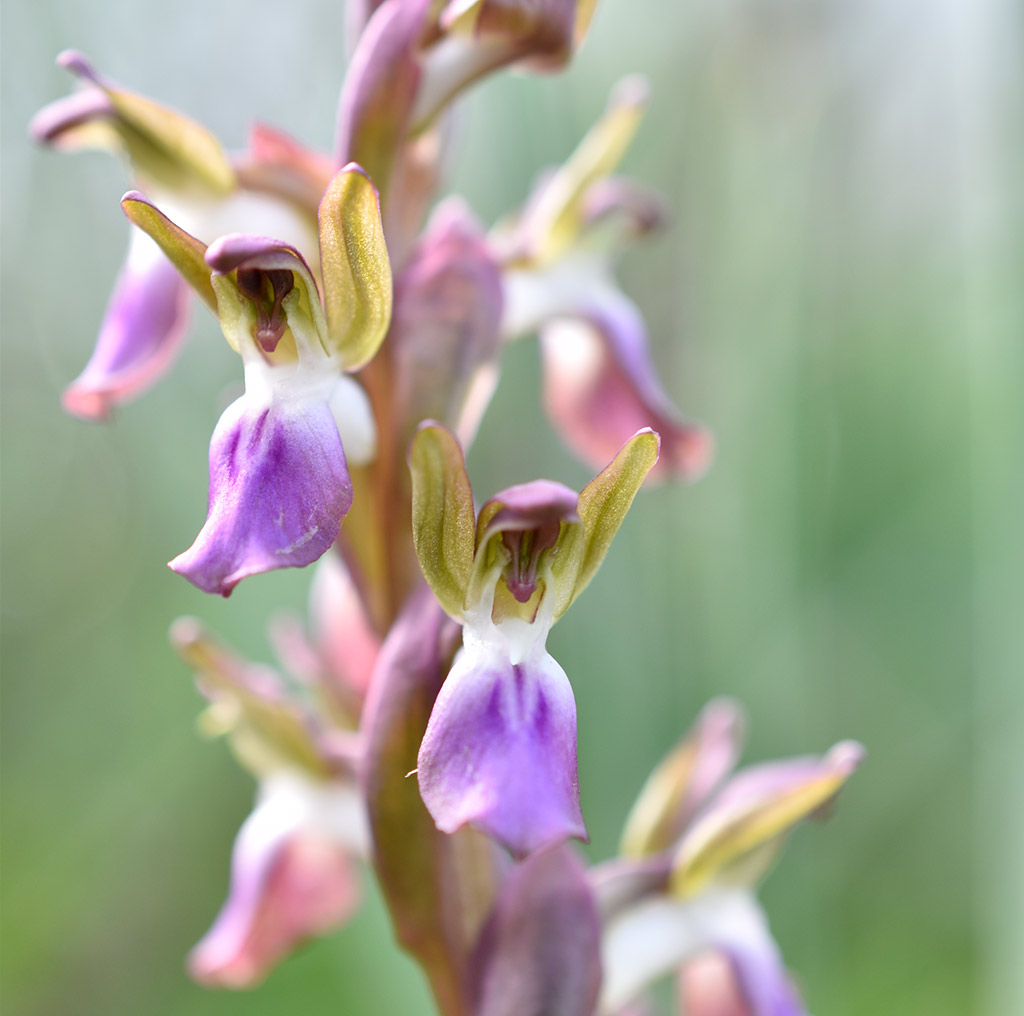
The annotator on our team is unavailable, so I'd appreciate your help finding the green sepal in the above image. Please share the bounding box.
[553,428,660,618]
[121,190,217,311]
[408,422,476,620]
[318,165,393,370]
[61,51,235,195]
[171,617,333,780]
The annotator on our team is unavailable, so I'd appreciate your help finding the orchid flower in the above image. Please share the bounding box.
[593,699,865,1015]
[408,422,660,856]
[335,0,597,258]
[494,77,713,482]
[31,52,320,420]
[121,163,391,594]
[171,617,369,989]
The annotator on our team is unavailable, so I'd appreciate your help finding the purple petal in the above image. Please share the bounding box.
[470,845,602,1016]
[169,386,353,596]
[63,229,190,420]
[715,940,806,1016]
[417,639,585,856]
[189,779,361,989]
[539,287,713,483]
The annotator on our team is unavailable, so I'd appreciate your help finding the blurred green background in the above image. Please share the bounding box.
[3,0,1022,1013]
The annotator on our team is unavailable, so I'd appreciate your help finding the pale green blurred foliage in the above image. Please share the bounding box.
[2,1,1022,1014]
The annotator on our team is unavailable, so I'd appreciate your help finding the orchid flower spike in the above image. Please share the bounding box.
[122,164,391,595]
[171,618,369,988]
[495,76,713,483]
[31,51,317,420]
[408,422,660,856]
[594,700,865,1015]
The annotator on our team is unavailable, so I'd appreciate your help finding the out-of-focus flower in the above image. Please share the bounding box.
[31,52,317,419]
[495,77,712,482]
[172,618,369,989]
[408,422,659,855]
[391,197,504,449]
[594,699,865,1015]
[469,845,602,1016]
[335,0,597,245]
[122,163,391,594]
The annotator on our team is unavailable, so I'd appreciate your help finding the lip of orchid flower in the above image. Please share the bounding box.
[188,777,364,989]
[408,423,659,855]
[61,226,191,421]
[117,165,391,595]
[594,727,864,1015]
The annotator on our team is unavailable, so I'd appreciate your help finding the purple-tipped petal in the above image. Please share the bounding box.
[188,777,362,989]
[539,290,712,483]
[63,228,190,420]
[170,386,352,596]
[470,845,602,1016]
[417,639,585,856]
[29,88,113,145]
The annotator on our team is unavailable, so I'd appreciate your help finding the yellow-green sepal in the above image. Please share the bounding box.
[121,190,217,311]
[171,617,333,780]
[669,741,865,898]
[527,76,649,265]
[553,427,660,618]
[60,51,235,195]
[408,422,476,620]
[318,164,393,370]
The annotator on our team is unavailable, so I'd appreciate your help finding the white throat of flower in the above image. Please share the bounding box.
[461,561,559,666]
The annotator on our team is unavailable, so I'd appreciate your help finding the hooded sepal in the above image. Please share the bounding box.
[62,226,190,420]
[470,845,602,1016]
[417,629,585,857]
[168,372,353,596]
[188,773,364,989]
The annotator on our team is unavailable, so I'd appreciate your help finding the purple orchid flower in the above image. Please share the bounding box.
[408,422,660,855]
[593,699,865,1015]
[31,52,318,421]
[172,618,368,988]
[495,77,713,483]
[119,162,391,594]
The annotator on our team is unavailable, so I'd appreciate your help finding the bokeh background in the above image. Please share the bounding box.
[3,0,1022,1013]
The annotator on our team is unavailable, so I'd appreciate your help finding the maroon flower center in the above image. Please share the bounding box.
[500,521,561,603]
[237,268,295,353]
